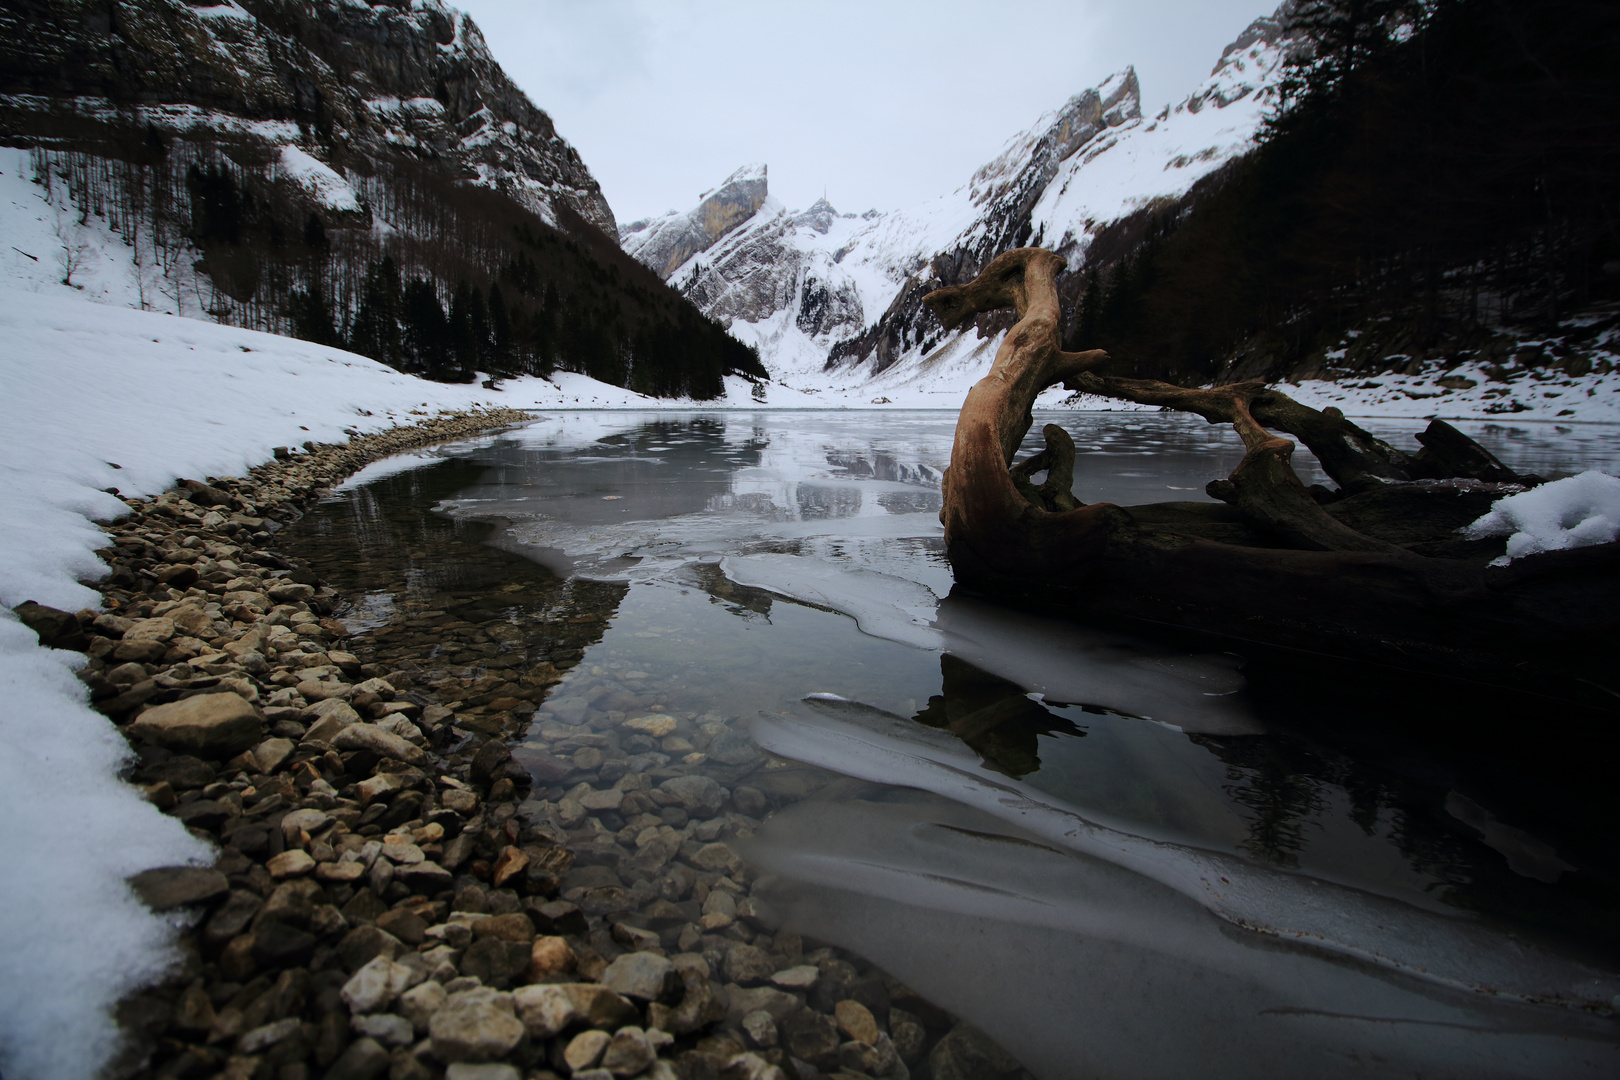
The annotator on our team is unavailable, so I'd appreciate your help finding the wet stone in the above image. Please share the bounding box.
[562,984,639,1030]
[128,866,228,911]
[835,999,881,1045]
[659,775,725,818]
[444,1065,521,1080]
[742,1009,779,1049]
[780,1007,842,1070]
[324,1035,390,1080]
[724,944,775,986]
[929,1023,1023,1080]
[600,1026,655,1076]
[429,988,525,1063]
[601,951,674,1002]
[727,985,801,1026]
[579,787,625,813]
[513,984,575,1038]
[564,1029,611,1072]
[769,965,819,991]
[127,692,263,758]
[350,1012,414,1046]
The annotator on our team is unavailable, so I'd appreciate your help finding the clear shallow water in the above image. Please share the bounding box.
[300,410,1620,1078]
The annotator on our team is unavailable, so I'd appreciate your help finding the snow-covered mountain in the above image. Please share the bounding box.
[624,3,1298,396]
[0,0,614,236]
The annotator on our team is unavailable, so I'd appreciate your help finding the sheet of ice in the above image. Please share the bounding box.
[746,793,1620,1080]
[720,554,943,650]
[934,593,1259,735]
[1462,470,1620,564]
[748,697,1620,1014]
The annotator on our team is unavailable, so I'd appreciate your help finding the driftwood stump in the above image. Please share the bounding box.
[924,248,1619,699]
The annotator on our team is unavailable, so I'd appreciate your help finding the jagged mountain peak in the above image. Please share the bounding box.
[621,4,1302,396]
[620,162,770,278]
[793,197,841,234]
[969,67,1142,211]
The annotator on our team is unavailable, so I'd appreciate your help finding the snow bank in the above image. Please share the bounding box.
[0,287,677,1080]
[0,616,213,1080]
[1463,470,1620,564]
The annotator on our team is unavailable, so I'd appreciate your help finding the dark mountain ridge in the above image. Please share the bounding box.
[0,0,765,396]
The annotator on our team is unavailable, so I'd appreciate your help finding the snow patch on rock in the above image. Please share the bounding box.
[1463,470,1620,564]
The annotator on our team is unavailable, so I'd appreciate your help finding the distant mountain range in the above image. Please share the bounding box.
[619,3,1299,397]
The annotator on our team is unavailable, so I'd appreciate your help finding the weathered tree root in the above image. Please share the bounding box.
[923,248,1618,695]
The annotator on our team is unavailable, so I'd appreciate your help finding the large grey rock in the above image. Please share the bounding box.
[444,1065,522,1080]
[579,786,625,813]
[397,979,447,1035]
[601,951,674,1002]
[127,693,263,758]
[600,1026,655,1076]
[563,1030,610,1072]
[429,987,525,1062]
[341,955,418,1014]
[723,943,774,986]
[127,866,228,911]
[726,985,800,1025]
[659,774,725,818]
[324,1036,390,1080]
[512,983,576,1037]
[350,1012,414,1046]
[561,984,639,1029]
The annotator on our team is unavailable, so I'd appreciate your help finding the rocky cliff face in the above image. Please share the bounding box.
[0,0,615,236]
[620,164,767,278]
[620,3,1300,394]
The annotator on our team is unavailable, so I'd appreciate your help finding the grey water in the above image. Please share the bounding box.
[309,410,1620,1078]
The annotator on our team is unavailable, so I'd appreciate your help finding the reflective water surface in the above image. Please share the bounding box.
[291,411,1620,1078]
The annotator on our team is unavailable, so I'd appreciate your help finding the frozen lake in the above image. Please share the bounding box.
[289,410,1620,1078]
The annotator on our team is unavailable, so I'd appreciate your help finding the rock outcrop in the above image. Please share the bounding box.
[0,0,614,235]
[620,164,768,278]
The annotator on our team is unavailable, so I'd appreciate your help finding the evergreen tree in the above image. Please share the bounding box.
[402,278,449,378]
[350,256,403,368]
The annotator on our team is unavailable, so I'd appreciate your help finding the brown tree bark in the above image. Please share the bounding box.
[923,248,1618,697]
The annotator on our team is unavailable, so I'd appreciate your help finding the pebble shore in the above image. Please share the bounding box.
[12,408,1029,1080]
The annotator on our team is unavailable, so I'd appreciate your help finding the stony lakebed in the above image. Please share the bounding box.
[16,409,996,1080]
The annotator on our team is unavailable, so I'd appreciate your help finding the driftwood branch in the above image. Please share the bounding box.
[922,246,1424,571]
[919,247,1620,701]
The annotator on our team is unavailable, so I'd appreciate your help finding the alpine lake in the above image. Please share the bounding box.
[279,409,1620,1080]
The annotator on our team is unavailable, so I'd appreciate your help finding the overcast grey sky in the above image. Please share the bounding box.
[457,0,1276,227]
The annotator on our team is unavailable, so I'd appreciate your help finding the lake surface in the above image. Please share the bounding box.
[288,410,1620,1078]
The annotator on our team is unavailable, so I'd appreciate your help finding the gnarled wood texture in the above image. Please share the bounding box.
[923,248,1619,700]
